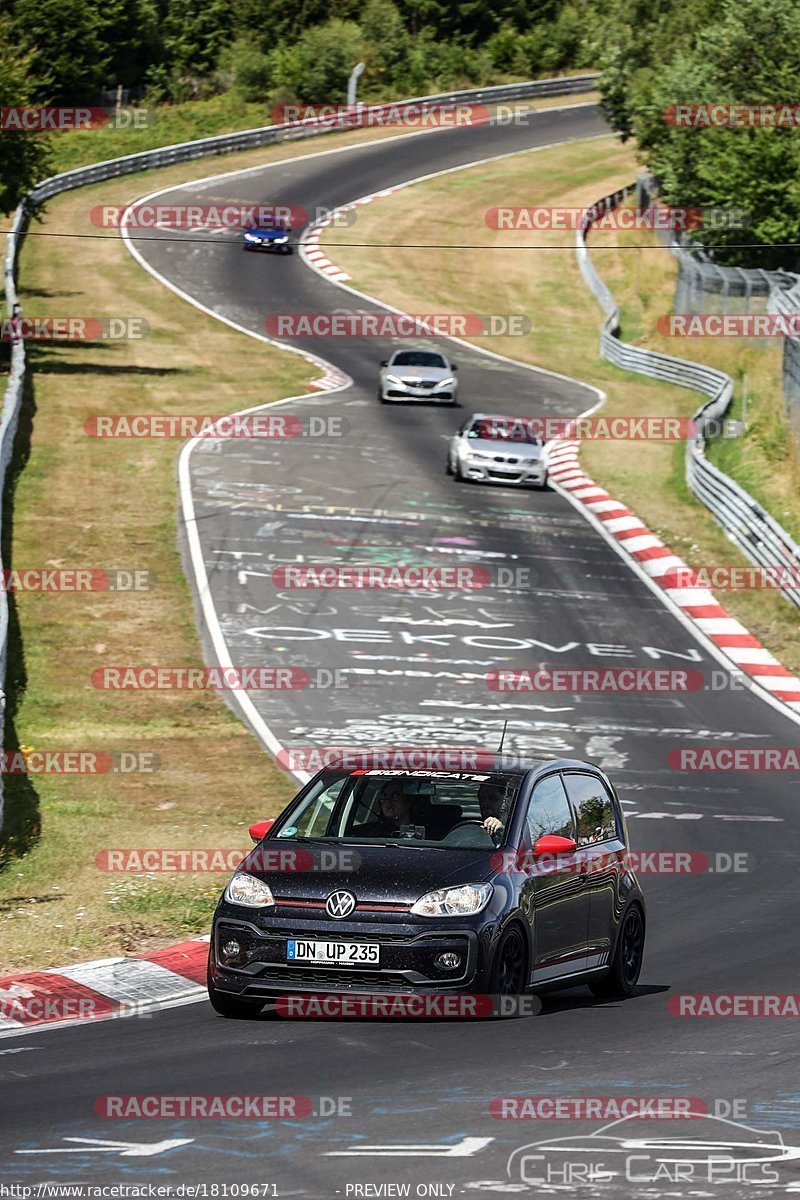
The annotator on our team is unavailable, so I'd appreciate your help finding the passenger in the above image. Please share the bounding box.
[354,782,413,837]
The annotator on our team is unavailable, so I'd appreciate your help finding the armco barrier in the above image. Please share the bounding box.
[0,73,599,832]
[577,186,800,609]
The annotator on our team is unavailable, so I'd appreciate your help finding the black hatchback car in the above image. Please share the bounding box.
[207,756,645,1018]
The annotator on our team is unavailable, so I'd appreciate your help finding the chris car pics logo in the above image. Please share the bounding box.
[506,1113,800,1189]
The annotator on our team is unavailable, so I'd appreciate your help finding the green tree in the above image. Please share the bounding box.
[272,20,365,103]
[10,0,110,103]
[626,0,800,268]
[0,18,51,215]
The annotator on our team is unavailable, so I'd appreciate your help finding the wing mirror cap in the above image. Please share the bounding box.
[532,834,577,856]
[249,818,275,844]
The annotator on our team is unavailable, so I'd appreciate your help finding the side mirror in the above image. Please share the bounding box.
[249,818,275,844]
[452,364,458,370]
[532,834,577,856]
[380,360,389,367]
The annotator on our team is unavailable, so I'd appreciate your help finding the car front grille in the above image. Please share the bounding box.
[249,966,417,991]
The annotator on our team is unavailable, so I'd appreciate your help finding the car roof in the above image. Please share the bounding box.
[466,412,525,422]
[315,755,607,779]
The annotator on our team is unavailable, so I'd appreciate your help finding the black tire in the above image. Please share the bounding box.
[207,956,263,1019]
[490,925,528,1003]
[538,472,550,490]
[446,458,454,475]
[589,905,645,999]
[454,460,466,482]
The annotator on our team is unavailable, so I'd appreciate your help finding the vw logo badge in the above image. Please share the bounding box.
[326,890,356,919]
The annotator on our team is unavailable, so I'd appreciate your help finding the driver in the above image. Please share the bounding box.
[354,781,414,838]
[478,778,508,837]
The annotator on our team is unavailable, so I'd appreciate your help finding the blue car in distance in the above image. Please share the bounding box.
[242,221,292,254]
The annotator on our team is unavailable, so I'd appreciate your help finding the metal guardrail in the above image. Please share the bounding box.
[577,184,800,608]
[0,73,599,830]
[769,275,800,411]
[636,172,800,420]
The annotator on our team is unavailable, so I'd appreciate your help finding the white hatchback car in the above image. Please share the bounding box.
[447,413,549,488]
[378,349,458,404]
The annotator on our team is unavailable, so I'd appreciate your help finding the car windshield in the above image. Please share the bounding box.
[391,352,447,368]
[270,770,523,850]
[469,417,541,445]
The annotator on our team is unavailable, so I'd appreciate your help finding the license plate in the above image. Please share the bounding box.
[286,939,380,966]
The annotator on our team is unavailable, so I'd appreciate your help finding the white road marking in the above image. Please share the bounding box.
[326,1135,493,1158]
[17,1137,194,1157]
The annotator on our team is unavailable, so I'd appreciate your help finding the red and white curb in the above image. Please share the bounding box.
[0,937,208,1036]
[307,361,350,390]
[547,440,800,712]
[302,191,396,284]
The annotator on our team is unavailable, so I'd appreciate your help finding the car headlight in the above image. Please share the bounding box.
[224,873,275,908]
[463,449,489,461]
[244,233,259,242]
[410,883,493,917]
[272,236,288,243]
[384,373,403,385]
[433,377,455,388]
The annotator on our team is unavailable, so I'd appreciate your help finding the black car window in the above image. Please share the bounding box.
[391,351,446,368]
[273,771,522,849]
[564,773,619,846]
[525,773,574,842]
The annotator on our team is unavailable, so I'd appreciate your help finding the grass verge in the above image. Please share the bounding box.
[321,133,800,670]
